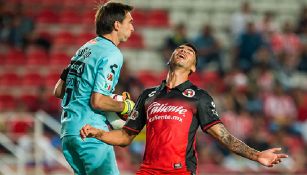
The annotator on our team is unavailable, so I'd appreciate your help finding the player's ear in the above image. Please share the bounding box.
[114,21,120,31]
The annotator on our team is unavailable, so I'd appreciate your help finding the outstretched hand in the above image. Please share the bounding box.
[257,148,288,167]
[80,124,102,140]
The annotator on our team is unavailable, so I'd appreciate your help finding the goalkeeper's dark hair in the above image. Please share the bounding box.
[95,2,133,36]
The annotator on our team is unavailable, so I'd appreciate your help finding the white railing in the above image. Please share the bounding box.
[0,132,25,175]
[0,111,72,175]
[34,110,73,175]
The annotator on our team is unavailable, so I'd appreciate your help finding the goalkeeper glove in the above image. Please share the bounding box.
[119,92,135,120]
[121,99,134,115]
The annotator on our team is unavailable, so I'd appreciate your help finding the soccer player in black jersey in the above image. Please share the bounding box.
[80,43,288,175]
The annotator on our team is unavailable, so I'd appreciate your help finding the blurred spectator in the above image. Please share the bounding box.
[248,46,276,95]
[256,11,276,34]
[162,23,189,63]
[0,1,14,44]
[263,81,297,130]
[270,21,301,56]
[275,52,300,89]
[292,88,307,123]
[252,46,276,69]
[292,87,307,143]
[245,88,263,114]
[221,109,253,141]
[296,6,307,34]
[230,1,254,40]
[256,11,277,43]
[234,22,264,72]
[245,116,270,151]
[298,27,307,72]
[193,24,223,73]
[224,68,248,94]
[5,3,34,48]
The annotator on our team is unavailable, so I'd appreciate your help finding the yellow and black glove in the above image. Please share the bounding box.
[119,92,135,120]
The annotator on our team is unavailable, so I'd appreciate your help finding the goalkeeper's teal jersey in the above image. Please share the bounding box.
[60,36,123,138]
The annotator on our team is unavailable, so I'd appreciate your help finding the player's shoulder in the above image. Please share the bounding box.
[141,86,158,96]
[86,37,122,56]
[190,84,213,100]
[137,86,161,100]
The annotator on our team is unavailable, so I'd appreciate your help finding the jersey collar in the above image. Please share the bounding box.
[98,36,117,47]
[157,80,193,92]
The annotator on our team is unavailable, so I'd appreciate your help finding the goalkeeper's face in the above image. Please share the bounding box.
[118,12,134,42]
[169,45,197,74]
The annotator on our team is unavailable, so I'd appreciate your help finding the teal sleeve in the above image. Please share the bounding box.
[93,53,122,96]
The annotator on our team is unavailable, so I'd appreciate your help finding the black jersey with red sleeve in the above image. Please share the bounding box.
[123,80,222,174]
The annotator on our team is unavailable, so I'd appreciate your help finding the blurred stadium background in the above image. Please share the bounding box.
[1,0,307,174]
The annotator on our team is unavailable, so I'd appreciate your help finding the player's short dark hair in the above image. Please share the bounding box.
[182,43,198,67]
[95,2,133,36]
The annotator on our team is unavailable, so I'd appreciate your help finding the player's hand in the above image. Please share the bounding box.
[80,124,103,140]
[257,148,288,167]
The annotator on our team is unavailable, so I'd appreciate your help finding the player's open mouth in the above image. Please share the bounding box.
[178,54,186,59]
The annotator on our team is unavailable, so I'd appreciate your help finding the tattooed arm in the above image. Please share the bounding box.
[207,123,288,167]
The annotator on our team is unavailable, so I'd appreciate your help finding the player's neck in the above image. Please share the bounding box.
[102,33,119,46]
[166,70,189,88]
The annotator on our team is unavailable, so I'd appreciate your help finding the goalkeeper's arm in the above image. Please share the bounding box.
[53,65,70,99]
[54,79,65,99]
[80,124,137,147]
[91,92,135,114]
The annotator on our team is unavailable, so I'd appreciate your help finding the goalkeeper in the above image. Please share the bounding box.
[53,2,135,175]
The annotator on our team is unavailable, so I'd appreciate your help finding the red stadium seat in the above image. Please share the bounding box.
[132,10,147,27]
[21,0,41,5]
[0,53,6,65]
[137,71,160,88]
[146,10,169,27]
[50,52,71,67]
[63,0,86,9]
[0,94,17,112]
[26,50,49,66]
[158,70,168,81]
[36,10,59,24]
[202,71,225,92]
[81,11,96,24]
[5,50,26,66]
[53,31,75,46]
[7,113,33,138]
[119,32,144,49]
[189,72,203,87]
[37,32,53,42]
[46,95,61,112]
[76,32,96,46]
[19,94,39,112]
[0,72,21,87]
[59,11,81,24]
[41,0,62,8]
[22,73,44,87]
[45,72,61,88]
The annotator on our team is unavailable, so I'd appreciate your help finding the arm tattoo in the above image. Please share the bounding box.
[215,124,259,161]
